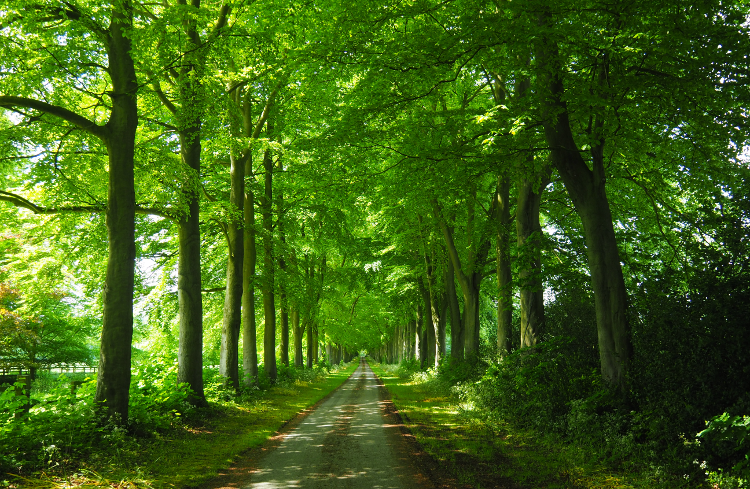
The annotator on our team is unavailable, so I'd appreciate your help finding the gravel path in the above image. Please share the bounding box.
[243,359,433,489]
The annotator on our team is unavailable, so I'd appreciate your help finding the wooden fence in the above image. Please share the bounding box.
[0,364,99,376]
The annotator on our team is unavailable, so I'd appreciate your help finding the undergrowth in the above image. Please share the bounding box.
[0,354,350,488]
[373,345,749,488]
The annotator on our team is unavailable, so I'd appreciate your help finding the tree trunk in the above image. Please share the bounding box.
[420,229,443,367]
[242,183,258,385]
[292,306,303,368]
[177,127,206,404]
[261,144,277,382]
[438,292,447,362]
[434,197,492,360]
[312,322,319,364]
[402,322,407,362]
[407,317,417,360]
[537,34,630,388]
[305,313,314,369]
[415,302,425,368]
[445,256,463,360]
[219,148,244,390]
[172,0,224,408]
[427,311,436,367]
[462,274,482,358]
[276,164,289,367]
[95,4,138,423]
[516,167,550,349]
[495,176,513,356]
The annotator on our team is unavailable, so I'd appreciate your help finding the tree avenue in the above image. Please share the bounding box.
[2,0,750,486]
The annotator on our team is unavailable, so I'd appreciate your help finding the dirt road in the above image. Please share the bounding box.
[243,359,434,489]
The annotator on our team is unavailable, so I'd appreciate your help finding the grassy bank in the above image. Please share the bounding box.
[4,361,358,489]
[369,359,678,489]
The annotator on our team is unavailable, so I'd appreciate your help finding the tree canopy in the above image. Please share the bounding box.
[2,0,750,483]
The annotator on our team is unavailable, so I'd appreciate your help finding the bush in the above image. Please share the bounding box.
[128,354,195,433]
[698,412,750,486]
[0,353,201,477]
[473,337,599,431]
[0,375,100,475]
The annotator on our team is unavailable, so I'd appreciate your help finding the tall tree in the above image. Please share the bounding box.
[261,127,277,381]
[0,0,139,421]
[154,0,230,406]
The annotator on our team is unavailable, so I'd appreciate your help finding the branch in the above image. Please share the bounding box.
[1,190,178,220]
[211,4,231,38]
[135,206,176,220]
[201,287,225,293]
[0,96,108,140]
[251,77,286,139]
[431,198,470,293]
[149,78,178,116]
[0,190,104,214]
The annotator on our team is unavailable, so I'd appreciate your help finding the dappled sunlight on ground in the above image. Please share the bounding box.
[243,361,427,489]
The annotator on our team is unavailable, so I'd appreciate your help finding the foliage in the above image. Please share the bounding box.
[698,413,750,486]
[1,0,750,485]
[472,338,601,432]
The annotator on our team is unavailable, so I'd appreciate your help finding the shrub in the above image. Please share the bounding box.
[698,412,750,486]
[473,337,599,431]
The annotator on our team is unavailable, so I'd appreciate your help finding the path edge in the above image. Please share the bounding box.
[367,359,464,489]
[194,361,363,489]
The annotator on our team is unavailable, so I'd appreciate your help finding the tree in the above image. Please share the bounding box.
[1,0,140,421]
[146,0,230,406]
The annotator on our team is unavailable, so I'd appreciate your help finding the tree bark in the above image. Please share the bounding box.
[312,321,319,364]
[276,161,289,367]
[242,183,258,385]
[438,291,447,362]
[261,144,277,382]
[305,313,314,369]
[445,256,463,360]
[419,223,443,367]
[415,300,426,369]
[516,167,550,349]
[177,126,206,403]
[238,85,277,386]
[219,147,244,390]
[95,2,138,422]
[536,32,631,388]
[292,305,303,368]
[170,3,228,405]
[407,316,417,360]
[434,196,491,360]
[495,176,513,356]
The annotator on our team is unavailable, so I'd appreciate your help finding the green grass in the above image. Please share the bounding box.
[10,362,359,489]
[369,360,650,489]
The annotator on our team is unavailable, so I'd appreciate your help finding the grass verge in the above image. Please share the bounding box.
[369,359,666,489]
[9,361,358,489]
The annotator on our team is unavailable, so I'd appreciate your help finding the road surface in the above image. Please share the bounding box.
[243,359,433,489]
